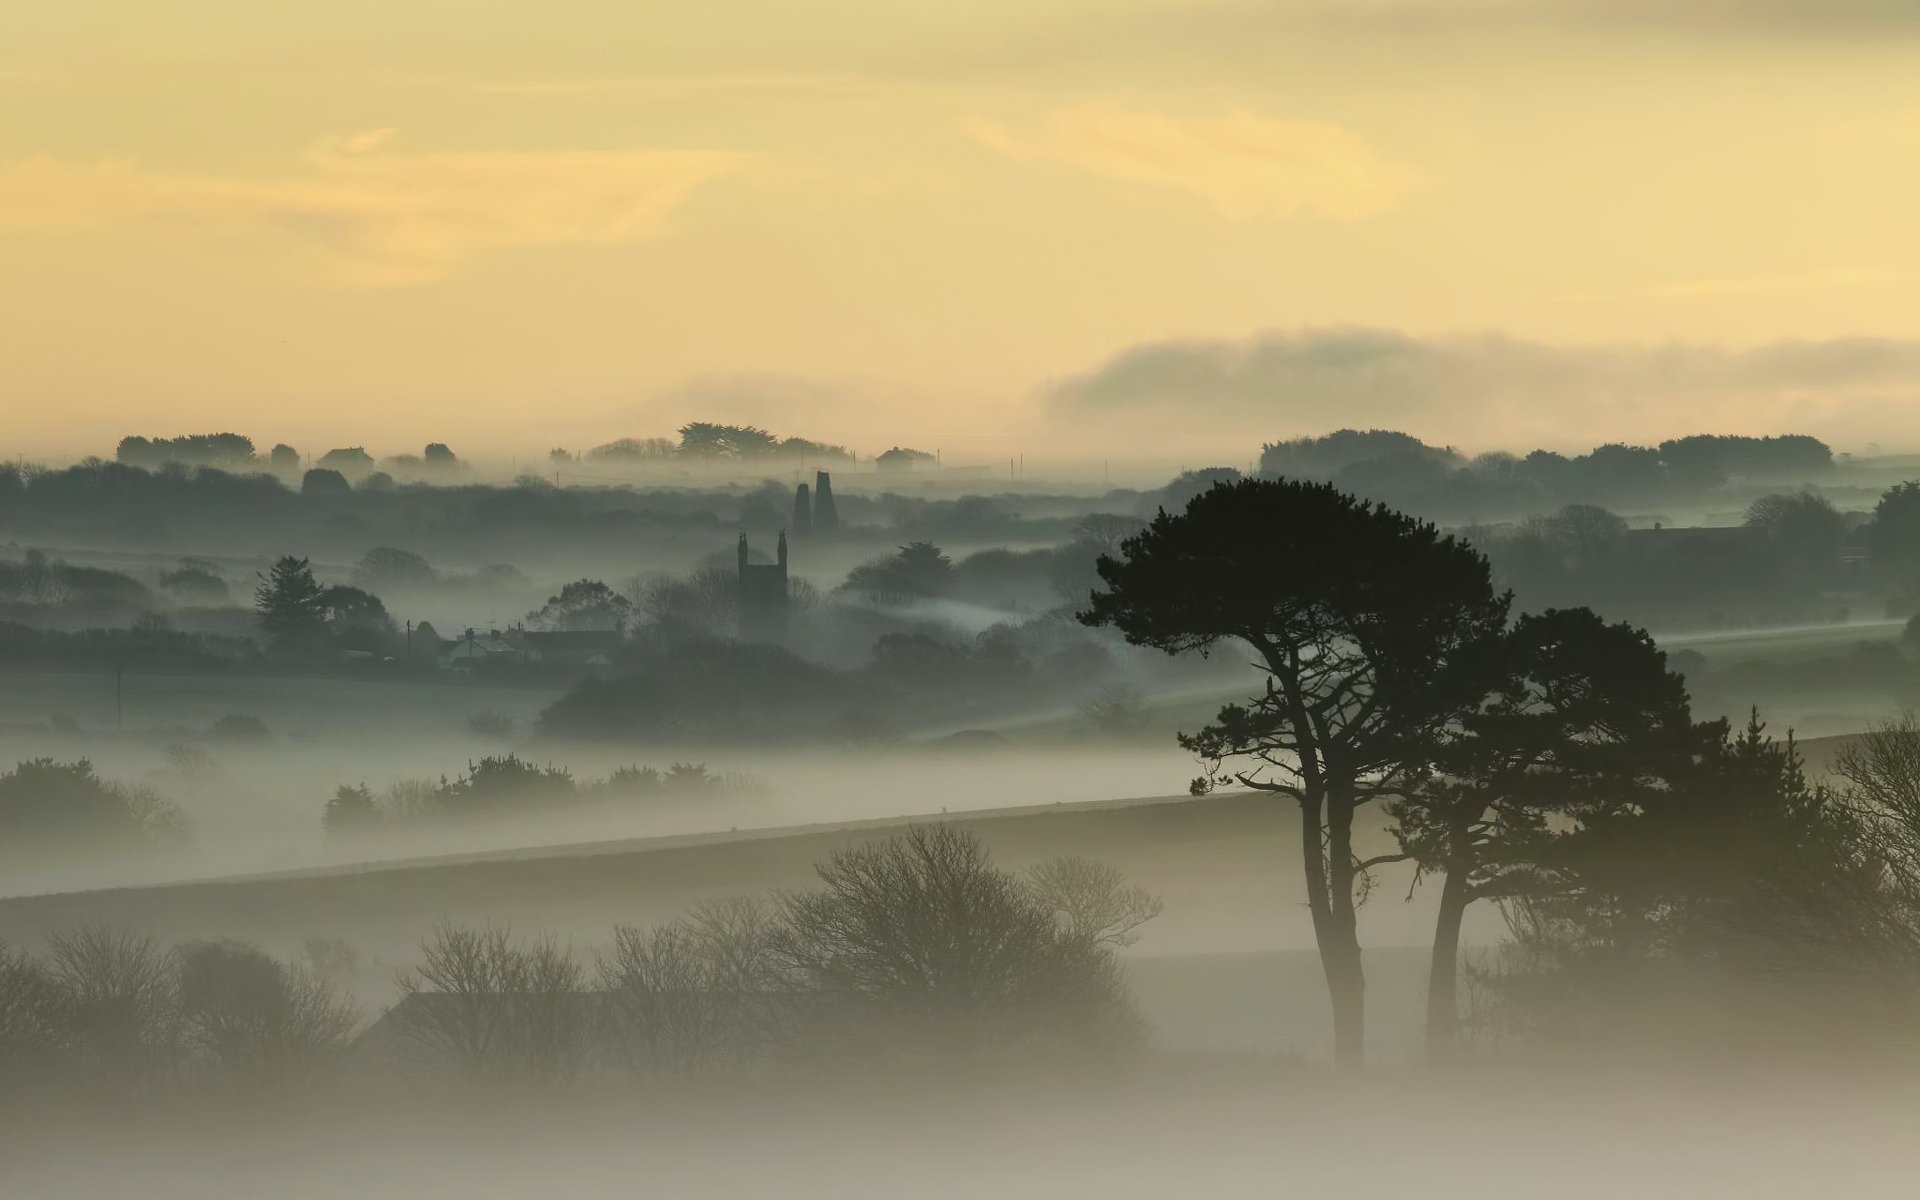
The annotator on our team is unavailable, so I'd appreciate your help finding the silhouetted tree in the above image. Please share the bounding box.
[423,443,458,467]
[254,556,328,641]
[1390,608,1710,1059]
[299,468,350,497]
[1745,491,1845,579]
[316,447,374,472]
[1080,478,1509,1067]
[526,578,631,631]
[268,443,299,471]
[841,542,954,604]
[1868,481,1920,587]
[323,784,379,836]
[394,923,588,1085]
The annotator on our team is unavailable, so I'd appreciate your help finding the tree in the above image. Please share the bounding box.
[319,584,393,651]
[599,898,784,1081]
[394,923,588,1085]
[1389,607,1710,1059]
[526,578,632,631]
[268,444,300,471]
[300,468,350,497]
[254,556,328,640]
[1080,478,1509,1066]
[1471,714,1864,1050]
[0,758,180,856]
[775,826,1145,1066]
[176,939,359,1088]
[1024,856,1164,948]
[1745,491,1845,579]
[841,542,954,604]
[316,447,374,471]
[323,784,379,836]
[40,926,183,1086]
[1868,481,1920,587]
[434,755,574,816]
[423,442,458,467]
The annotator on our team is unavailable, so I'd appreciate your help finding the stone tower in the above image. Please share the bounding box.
[812,471,839,534]
[792,482,814,537]
[737,530,790,642]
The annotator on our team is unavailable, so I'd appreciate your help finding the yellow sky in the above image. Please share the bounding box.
[5,1,1920,462]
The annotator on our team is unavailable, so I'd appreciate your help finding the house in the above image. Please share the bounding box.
[512,629,622,670]
[438,630,519,671]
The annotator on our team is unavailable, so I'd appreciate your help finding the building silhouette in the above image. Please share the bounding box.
[812,471,839,533]
[737,530,789,642]
[792,482,813,537]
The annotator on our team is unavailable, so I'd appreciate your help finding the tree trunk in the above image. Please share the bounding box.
[1425,867,1471,1064]
[1323,794,1367,1069]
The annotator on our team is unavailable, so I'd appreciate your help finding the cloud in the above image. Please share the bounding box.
[1153,0,1920,41]
[1044,328,1920,453]
[0,131,743,284]
[965,104,1413,221]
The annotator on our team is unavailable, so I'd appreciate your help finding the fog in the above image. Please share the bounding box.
[12,432,1920,1196]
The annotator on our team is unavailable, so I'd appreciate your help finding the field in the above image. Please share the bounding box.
[0,789,1449,1063]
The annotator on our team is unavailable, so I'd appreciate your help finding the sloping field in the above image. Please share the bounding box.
[0,790,1435,963]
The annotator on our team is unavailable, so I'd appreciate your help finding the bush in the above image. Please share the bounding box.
[434,755,574,816]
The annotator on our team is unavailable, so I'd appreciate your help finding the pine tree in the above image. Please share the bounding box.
[254,556,328,638]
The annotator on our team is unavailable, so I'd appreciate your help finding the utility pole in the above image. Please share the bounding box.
[115,664,123,733]
[405,619,412,663]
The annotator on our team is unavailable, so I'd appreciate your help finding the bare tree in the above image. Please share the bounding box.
[0,942,61,1089]
[599,898,782,1082]
[776,827,1144,1068]
[41,926,183,1089]
[393,922,588,1085]
[1024,857,1164,948]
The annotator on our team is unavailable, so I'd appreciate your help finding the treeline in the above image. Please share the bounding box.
[0,829,1153,1102]
[116,434,466,478]
[574,422,852,464]
[1258,429,1836,516]
[0,459,1099,560]
[322,755,759,835]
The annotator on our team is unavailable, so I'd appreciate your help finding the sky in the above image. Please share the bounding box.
[5,0,1920,464]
